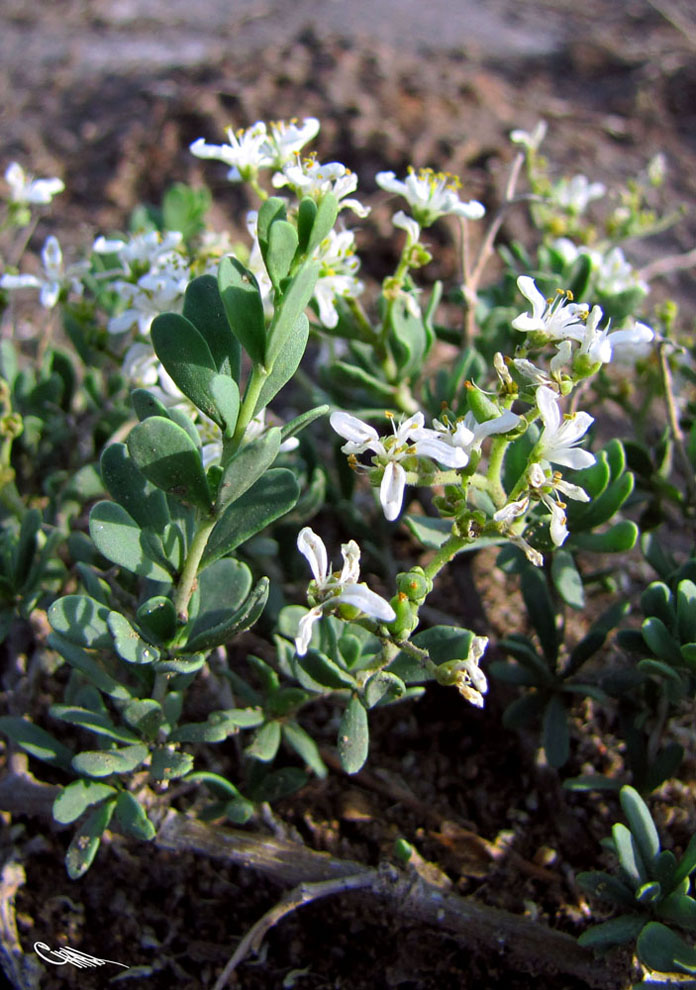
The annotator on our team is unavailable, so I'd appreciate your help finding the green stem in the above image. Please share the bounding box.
[173,516,217,621]
[226,365,270,458]
[423,532,469,583]
[486,436,510,508]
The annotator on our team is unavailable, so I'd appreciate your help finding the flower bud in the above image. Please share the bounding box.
[396,567,432,604]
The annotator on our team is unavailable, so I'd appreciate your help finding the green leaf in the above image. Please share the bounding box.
[183,273,241,380]
[185,771,244,800]
[656,893,696,930]
[641,582,676,630]
[404,515,452,549]
[48,594,112,650]
[297,197,318,253]
[302,193,338,255]
[551,549,584,609]
[280,404,330,444]
[250,767,307,803]
[149,747,194,780]
[72,745,148,778]
[572,520,639,553]
[89,501,172,582]
[246,721,281,762]
[47,632,133,701]
[389,294,428,376]
[202,469,300,568]
[100,443,170,532]
[570,451,610,500]
[363,671,406,708]
[576,870,637,909]
[265,219,299,288]
[577,914,646,951]
[257,197,287,252]
[12,507,40,588]
[281,722,327,778]
[49,705,139,744]
[127,416,211,512]
[107,612,160,664]
[613,822,648,887]
[266,262,319,369]
[122,699,164,740]
[53,780,117,825]
[677,580,696,644]
[131,388,201,448]
[337,696,369,774]
[66,800,116,879]
[324,360,395,403]
[136,596,178,643]
[620,786,661,866]
[216,428,281,512]
[570,471,634,530]
[152,654,206,675]
[520,565,558,663]
[502,692,546,730]
[297,650,355,690]
[114,790,156,840]
[218,256,267,366]
[255,313,310,412]
[0,716,74,771]
[542,693,570,768]
[636,881,662,904]
[170,708,261,742]
[184,576,268,652]
[642,616,683,666]
[637,921,696,974]
[673,835,696,888]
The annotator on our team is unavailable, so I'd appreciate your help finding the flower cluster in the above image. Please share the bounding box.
[376,167,485,227]
[190,118,320,182]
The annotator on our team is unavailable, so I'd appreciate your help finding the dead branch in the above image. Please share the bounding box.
[157,811,628,989]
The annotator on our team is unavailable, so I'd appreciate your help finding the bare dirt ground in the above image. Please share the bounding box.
[1,2,696,988]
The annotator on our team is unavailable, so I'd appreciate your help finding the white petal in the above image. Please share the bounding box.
[295,607,323,656]
[549,447,596,470]
[39,281,61,309]
[0,274,42,291]
[297,527,329,584]
[339,540,361,584]
[330,411,380,448]
[517,275,546,319]
[380,461,406,521]
[536,385,561,432]
[414,437,468,468]
[339,584,396,622]
[548,501,569,546]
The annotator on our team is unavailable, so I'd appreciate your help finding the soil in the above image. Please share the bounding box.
[2,2,696,989]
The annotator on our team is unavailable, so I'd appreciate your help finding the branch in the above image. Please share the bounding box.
[156,811,627,989]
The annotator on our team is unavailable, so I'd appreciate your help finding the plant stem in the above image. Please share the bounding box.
[423,532,469,583]
[173,515,217,622]
[226,365,269,458]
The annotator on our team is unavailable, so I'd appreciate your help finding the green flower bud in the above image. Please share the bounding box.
[465,382,501,424]
[387,593,418,638]
[396,567,432,604]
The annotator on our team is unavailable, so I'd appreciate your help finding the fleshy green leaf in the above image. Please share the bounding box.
[577,914,645,951]
[47,632,133,701]
[215,428,281,512]
[218,256,267,366]
[202,469,300,567]
[337,696,369,774]
[520,565,558,663]
[89,501,173,582]
[542,693,570,768]
[265,219,299,288]
[149,747,194,780]
[114,791,156,840]
[246,721,281,762]
[100,443,170,532]
[72,744,149,778]
[620,785,661,866]
[49,704,139,744]
[551,549,584,609]
[107,612,160,664]
[48,594,112,650]
[183,273,241,380]
[266,262,319,368]
[66,800,116,879]
[255,313,310,412]
[0,716,74,771]
[282,722,327,778]
[637,921,696,974]
[53,780,117,825]
[136,596,178,644]
[127,416,212,512]
[572,520,639,553]
[183,576,268,652]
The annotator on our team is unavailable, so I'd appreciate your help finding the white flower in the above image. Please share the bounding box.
[107,256,189,335]
[454,635,489,708]
[273,156,369,217]
[93,230,183,276]
[0,235,86,309]
[311,228,363,328]
[295,527,395,655]
[593,246,648,297]
[4,162,64,205]
[376,168,484,227]
[574,306,654,369]
[190,122,272,182]
[534,385,595,470]
[527,462,589,547]
[512,275,589,338]
[609,318,655,365]
[550,175,606,215]
[417,408,521,462]
[331,410,466,521]
[510,121,547,153]
[266,118,320,169]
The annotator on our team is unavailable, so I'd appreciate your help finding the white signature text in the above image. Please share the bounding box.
[34,941,129,970]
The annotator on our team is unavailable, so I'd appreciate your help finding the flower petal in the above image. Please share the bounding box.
[297,527,329,584]
[380,461,406,521]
